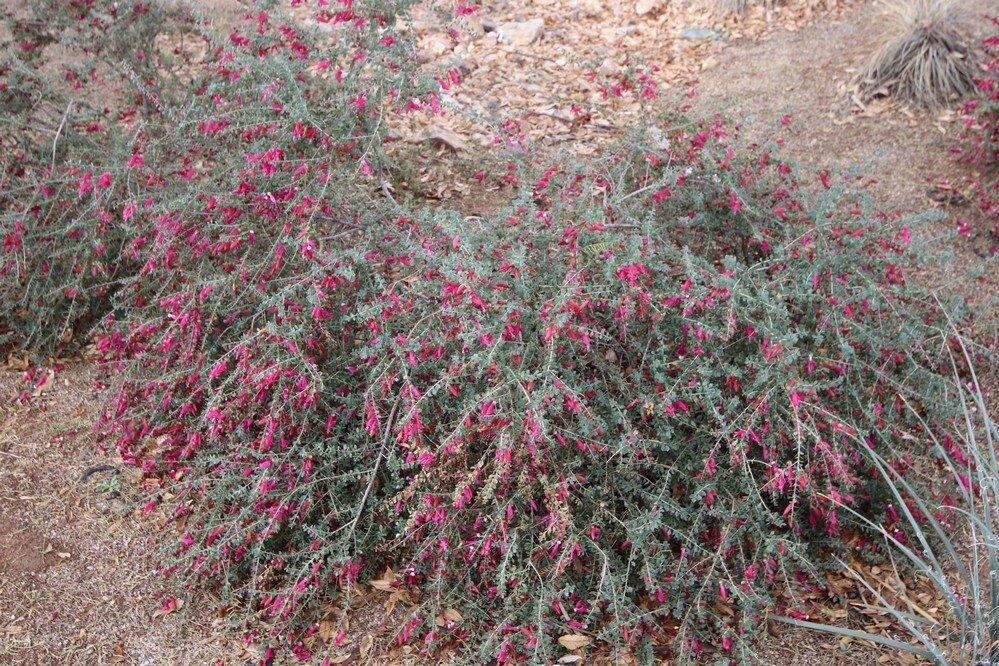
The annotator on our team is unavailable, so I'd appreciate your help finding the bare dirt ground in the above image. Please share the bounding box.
[0,365,239,664]
[2,0,997,663]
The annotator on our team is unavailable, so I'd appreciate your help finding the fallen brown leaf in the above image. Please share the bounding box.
[557,634,592,650]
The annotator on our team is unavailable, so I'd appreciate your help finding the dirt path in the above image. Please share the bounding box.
[2,1,997,664]
[0,366,241,664]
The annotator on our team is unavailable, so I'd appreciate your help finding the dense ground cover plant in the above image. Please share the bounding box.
[99,115,966,663]
[954,19,997,252]
[1,1,981,664]
[0,0,206,357]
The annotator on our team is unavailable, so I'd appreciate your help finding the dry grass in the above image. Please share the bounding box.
[855,0,980,107]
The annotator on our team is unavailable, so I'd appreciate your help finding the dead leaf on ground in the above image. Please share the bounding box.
[385,589,413,615]
[370,567,396,592]
[110,644,128,663]
[359,633,375,658]
[557,633,592,650]
[318,618,335,642]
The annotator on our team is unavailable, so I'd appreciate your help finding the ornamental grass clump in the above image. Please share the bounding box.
[855,0,979,108]
[0,1,981,664]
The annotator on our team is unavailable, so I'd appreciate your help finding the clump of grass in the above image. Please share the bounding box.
[855,0,979,108]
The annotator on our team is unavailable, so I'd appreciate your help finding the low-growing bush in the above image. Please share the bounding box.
[99,111,965,663]
[954,20,997,251]
[1,1,980,664]
[0,0,202,356]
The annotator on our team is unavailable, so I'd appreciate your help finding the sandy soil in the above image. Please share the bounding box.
[0,366,241,664]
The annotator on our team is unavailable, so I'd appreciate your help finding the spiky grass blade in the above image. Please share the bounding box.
[856,0,979,107]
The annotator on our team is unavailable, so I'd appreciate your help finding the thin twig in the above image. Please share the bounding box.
[51,100,74,169]
[345,394,401,542]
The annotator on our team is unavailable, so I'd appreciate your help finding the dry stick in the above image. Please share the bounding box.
[51,100,74,170]
[345,394,401,542]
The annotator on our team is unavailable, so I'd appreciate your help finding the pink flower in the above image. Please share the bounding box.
[364,400,380,437]
[300,238,315,260]
[208,359,227,380]
[77,172,93,197]
[615,263,648,287]
[122,201,137,221]
[726,189,742,213]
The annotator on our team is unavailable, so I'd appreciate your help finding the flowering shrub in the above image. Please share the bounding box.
[3,1,971,664]
[0,0,200,356]
[954,19,998,251]
[957,20,999,170]
[99,112,960,663]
